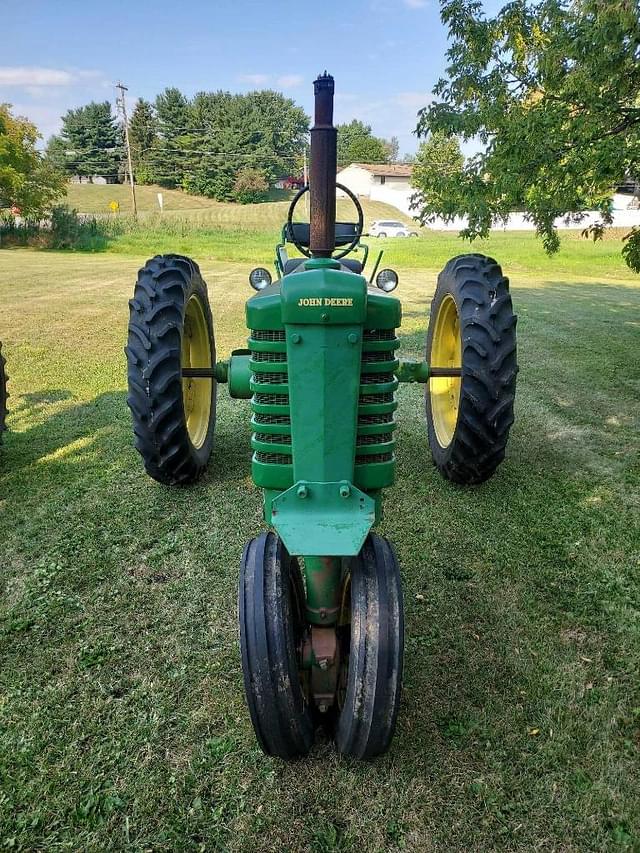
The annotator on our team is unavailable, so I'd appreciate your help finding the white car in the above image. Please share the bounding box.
[369,220,418,238]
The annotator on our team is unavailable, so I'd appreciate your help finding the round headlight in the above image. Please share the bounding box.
[376,268,398,292]
[249,267,272,291]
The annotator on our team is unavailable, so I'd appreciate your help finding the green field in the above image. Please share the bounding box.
[1,231,639,850]
[62,181,414,229]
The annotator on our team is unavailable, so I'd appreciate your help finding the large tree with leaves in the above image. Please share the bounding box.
[411,131,465,219]
[416,0,640,269]
[0,104,64,216]
[337,120,389,167]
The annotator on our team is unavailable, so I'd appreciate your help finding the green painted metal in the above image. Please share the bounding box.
[227,350,252,398]
[303,556,342,625]
[214,361,228,383]
[245,256,402,551]
[397,359,430,383]
[271,480,376,558]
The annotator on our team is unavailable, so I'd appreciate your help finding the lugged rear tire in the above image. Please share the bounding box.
[426,253,517,485]
[0,341,7,444]
[125,254,216,485]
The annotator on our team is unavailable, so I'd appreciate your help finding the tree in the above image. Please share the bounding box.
[411,132,465,222]
[337,120,389,167]
[416,0,640,270]
[128,99,158,184]
[152,88,194,187]
[384,136,400,163]
[55,101,123,180]
[233,167,269,203]
[178,89,308,201]
[0,104,64,216]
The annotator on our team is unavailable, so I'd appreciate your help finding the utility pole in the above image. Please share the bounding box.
[115,81,137,217]
[303,144,309,216]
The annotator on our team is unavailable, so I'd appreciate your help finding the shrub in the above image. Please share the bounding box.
[232,168,269,204]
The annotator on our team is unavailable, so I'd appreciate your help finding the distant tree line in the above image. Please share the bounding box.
[44,89,402,204]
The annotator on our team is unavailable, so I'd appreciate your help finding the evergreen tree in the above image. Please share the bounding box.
[58,101,123,180]
[128,98,158,184]
[152,88,193,187]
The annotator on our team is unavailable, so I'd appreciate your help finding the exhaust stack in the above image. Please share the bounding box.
[309,72,337,258]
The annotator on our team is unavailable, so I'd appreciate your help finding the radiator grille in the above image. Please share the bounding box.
[363,329,395,341]
[357,432,393,446]
[252,351,287,362]
[254,372,288,385]
[358,414,394,425]
[254,413,291,425]
[252,329,285,342]
[254,392,289,405]
[359,391,393,404]
[250,327,398,476]
[255,432,292,444]
[256,452,292,465]
[356,452,394,465]
[360,372,395,385]
[362,350,393,363]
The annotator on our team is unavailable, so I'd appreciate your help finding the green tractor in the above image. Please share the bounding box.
[125,74,517,759]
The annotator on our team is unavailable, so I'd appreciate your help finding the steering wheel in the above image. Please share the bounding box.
[286,182,364,260]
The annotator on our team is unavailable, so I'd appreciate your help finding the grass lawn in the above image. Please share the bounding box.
[62,182,412,229]
[0,234,639,851]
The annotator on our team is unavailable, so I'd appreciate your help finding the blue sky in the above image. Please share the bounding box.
[1,0,498,155]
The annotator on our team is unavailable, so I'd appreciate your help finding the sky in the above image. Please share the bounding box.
[0,0,499,156]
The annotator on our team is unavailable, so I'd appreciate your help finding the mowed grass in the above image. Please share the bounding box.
[63,181,412,229]
[0,236,639,851]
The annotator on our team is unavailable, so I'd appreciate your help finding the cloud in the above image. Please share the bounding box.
[397,91,431,109]
[239,73,270,86]
[403,0,427,7]
[239,73,303,89]
[0,66,109,89]
[277,74,303,88]
[334,90,432,156]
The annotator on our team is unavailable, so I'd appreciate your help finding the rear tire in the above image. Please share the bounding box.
[334,534,404,759]
[239,532,314,759]
[0,341,7,444]
[425,253,517,484]
[125,254,216,485]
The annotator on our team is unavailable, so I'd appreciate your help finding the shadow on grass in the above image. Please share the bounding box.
[1,389,252,484]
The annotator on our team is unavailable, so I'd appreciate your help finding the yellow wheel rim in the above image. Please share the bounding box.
[181,294,212,449]
[429,294,462,448]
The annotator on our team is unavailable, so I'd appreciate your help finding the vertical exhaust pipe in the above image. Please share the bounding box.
[309,72,337,258]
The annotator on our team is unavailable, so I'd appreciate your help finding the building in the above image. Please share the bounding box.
[70,175,118,185]
[337,163,414,215]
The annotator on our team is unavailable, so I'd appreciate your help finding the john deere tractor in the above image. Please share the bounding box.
[125,74,517,759]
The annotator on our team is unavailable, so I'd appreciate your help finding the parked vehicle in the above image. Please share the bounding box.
[369,220,418,238]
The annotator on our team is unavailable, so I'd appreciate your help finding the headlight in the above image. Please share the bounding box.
[249,267,272,291]
[376,268,398,292]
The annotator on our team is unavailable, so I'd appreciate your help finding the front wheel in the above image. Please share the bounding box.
[125,254,216,485]
[334,534,404,758]
[425,253,517,484]
[239,533,314,759]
